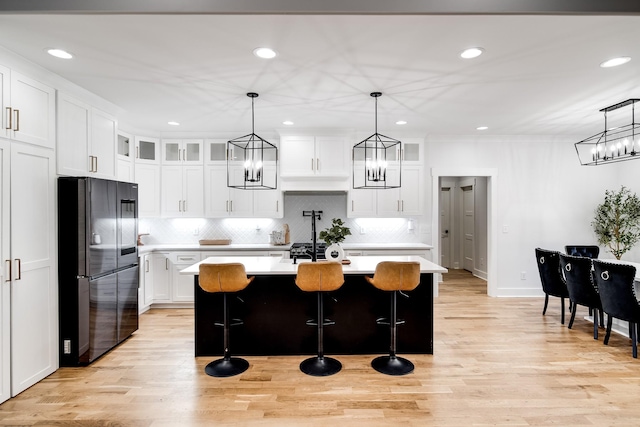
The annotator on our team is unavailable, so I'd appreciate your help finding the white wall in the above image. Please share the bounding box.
[425,134,623,296]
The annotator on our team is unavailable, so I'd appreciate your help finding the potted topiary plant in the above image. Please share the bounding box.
[592,186,640,260]
[319,218,351,261]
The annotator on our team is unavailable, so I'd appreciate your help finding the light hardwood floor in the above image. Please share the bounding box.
[3,270,640,426]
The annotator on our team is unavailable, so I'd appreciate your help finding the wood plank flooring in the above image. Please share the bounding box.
[3,269,640,426]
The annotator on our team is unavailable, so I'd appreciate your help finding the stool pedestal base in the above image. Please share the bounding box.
[205,357,249,378]
[371,355,414,376]
[300,356,342,377]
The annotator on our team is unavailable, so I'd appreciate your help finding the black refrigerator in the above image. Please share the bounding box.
[58,177,139,366]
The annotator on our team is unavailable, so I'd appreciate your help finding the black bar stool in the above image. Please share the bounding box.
[199,263,254,377]
[366,261,420,376]
[295,261,344,376]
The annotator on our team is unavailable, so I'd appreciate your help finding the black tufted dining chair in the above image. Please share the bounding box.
[592,260,640,358]
[565,245,600,259]
[558,253,602,339]
[535,248,569,324]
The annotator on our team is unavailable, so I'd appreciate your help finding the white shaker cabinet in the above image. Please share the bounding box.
[170,252,202,302]
[204,166,253,217]
[0,139,57,402]
[280,135,348,178]
[139,253,154,312]
[57,92,117,178]
[151,252,171,303]
[1,66,55,149]
[117,132,135,182]
[161,165,204,217]
[134,136,160,165]
[376,166,422,217]
[161,139,203,165]
[135,163,161,217]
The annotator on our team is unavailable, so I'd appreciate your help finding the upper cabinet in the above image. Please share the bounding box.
[204,139,228,165]
[117,131,134,182]
[134,136,160,165]
[280,135,348,178]
[1,66,55,149]
[161,139,203,165]
[57,92,117,179]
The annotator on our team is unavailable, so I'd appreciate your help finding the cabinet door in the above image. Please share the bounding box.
[162,139,182,164]
[398,166,422,216]
[204,139,228,165]
[171,253,201,302]
[280,136,315,177]
[204,166,230,217]
[151,253,170,302]
[0,139,9,404]
[228,164,254,216]
[90,108,117,179]
[253,189,283,218]
[401,140,422,163]
[10,143,56,396]
[376,167,402,217]
[9,71,55,148]
[135,136,160,165]
[140,254,154,310]
[316,136,348,177]
[348,188,377,218]
[183,139,203,164]
[135,164,161,217]
[183,166,204,217]
[0,66,9,141]
[56,93,90,176]
[161,166,183,217]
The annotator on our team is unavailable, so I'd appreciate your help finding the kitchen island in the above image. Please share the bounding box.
[181,256,446,357]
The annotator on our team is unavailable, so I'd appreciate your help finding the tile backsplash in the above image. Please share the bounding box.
[139,193,424,245]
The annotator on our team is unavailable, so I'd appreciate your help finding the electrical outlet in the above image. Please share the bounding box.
[64,339,71,354]
[360,226,366,234]
[520,271,526,280]
[193,227,199,236]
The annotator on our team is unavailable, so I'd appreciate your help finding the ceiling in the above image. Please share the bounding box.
[0,12,639,138]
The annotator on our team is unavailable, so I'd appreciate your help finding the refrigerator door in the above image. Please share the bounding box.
[117,265,139,341]
[88,178,118,277]
[84,273,118,364]
[117,182,138,269]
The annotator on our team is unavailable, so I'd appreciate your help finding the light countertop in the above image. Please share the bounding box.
[138,242,432,254]
[180,255,447,276]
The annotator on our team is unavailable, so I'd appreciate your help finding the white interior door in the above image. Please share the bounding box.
[10,143,57,396]
[0,139,10,404]
[462,185,475,272]
[440,187,451,268]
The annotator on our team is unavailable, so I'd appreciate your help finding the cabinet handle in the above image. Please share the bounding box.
[165,258,169,270]
[13,109,19,131]
[230,200,233,212]
[276,200,279,212]
[136,146,140,159]
[226,200,229,212]
[94,156,98,172]
[4,259,10,282]
[316,158,319,172]
[183,200,187,212]
[5,107,11,130]
[401,200,404,212]
[311,158,314,171]
[14,259,21,281]
[145,259,150,273]
[352,200,354,211]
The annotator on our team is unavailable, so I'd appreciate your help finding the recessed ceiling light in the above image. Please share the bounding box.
[396,120,407,125]
[600,56,631,68]
[168,121,180,126]
[282,120,294,126]
[253,47,277,59]
[476,126,488,130]
[47,48,73,59]
[460,47,484,59]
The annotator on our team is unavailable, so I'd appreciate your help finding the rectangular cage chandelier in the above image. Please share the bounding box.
[353,92,401,189]
[227,92,278,190]
[575,98,640,166]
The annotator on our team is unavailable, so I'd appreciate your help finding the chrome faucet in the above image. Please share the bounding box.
[302,210,322,262]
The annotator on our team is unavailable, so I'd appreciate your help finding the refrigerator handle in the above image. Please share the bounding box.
[4,259,10,282]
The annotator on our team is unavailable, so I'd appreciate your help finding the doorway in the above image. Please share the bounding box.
[432,169,497,296]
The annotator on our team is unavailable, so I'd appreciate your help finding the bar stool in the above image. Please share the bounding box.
[199,263,254,377]
[365,261,420,376]
[295,261,344,376]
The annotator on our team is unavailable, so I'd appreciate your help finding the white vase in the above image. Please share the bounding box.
[325,243,344,262]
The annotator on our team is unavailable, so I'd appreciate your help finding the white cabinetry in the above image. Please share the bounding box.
[139,253,154,312]
[280,135,348,178]
[0,139,56,403]
[151,252,171,303]
[134,136,161,217]
[204,166,253,217]
[170,252,202,302]
[117,131,134,182]
[57,92,117,178]
[162,165,204,217]
[162,139,203,165]
[0,66,55,149]
[348,166,422,217]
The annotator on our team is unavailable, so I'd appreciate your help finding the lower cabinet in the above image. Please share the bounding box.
[170,252,202,302]
[344,248,431,261]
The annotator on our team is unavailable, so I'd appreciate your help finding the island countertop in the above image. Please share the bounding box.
[181,255,447,276]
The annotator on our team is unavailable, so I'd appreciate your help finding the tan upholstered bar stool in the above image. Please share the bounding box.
[295,261,345,376]
[199,263,254,377]
[365,261,421,375]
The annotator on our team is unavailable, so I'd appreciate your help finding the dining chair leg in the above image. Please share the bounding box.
[542,294,549,315]
[593,308,599,340]
[568,305,577,329]
[604,314,612,345]
[632,322,638,359]
[560,297,565,324]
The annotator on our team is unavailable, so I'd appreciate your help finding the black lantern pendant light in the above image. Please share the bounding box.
[227,92,278,190]
[353,92,401,189]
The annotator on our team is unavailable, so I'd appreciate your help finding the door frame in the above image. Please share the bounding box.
[431,168,497,297]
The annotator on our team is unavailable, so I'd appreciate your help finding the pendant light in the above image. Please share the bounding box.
[353,92,401,189]
[227,92,278,190]
[575,98,640,165]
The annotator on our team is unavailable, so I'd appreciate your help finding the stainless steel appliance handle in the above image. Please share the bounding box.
[4,259,10,282]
